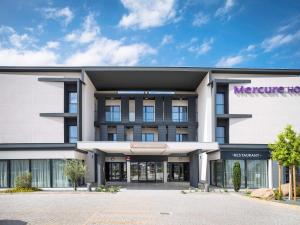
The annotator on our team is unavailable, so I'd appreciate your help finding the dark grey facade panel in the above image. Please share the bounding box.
[98,96,106,123]
[158,125,167,141]
[216,114,252,119]
[188,125,197,142]
[164,97,172,123]
[167,125,176,141]
[188,97,196,122]
[189,150,200,187]
[121,97,129,123]
[40,113,77,118]
[38,77,81,82]
[133,125,142,141]
[116,125,125,141]
[135,97,143,123]
[77,80,83,141]
[100,125,108,141]
[96,150,106,185]
[214,79,251,84]
[155,97,164,123]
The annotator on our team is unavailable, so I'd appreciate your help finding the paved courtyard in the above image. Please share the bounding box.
[0,188,300,225]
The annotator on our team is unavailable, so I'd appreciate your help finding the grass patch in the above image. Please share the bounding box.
[2,187,41,193]
[95,185,121,193]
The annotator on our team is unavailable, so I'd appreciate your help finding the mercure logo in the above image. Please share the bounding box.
[234,86,300,94]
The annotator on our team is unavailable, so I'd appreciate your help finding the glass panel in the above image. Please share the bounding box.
[108,133,117,141]
[69,126,77,143]
[31,160,50,188]
[246,160,268,188]
[105,106,121,122]
[216,93,225,114]
[172,106,188,122]
[215,161,223,187]
[69,92,77,113]
[156,162,163,181]
[224,160,245,188]
[130,162,138,181]
[143,106,155,122]
[10,160,29,187]
[216,127,225,144]
[142,133,154,142]
[0,161,8,188]
[52,160,70,187]
[176,133,188,142]
[147,162,156,181]
[138,162,147,181]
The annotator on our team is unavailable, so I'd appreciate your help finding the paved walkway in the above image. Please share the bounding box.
[0,189,299,225]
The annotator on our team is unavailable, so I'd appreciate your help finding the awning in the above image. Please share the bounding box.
[77,141,219,155]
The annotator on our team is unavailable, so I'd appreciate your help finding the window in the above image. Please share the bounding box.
[216,93,225,114]
[129,100,135,122]
[105,106,121,122]
[68,92,77,113]
[142,133,154,142]
[216,126,225,144]
[108,133,117,141]
[143,106,155,122]
[69,126,77,143]
[176,133,188,142]
[172,106,188,122]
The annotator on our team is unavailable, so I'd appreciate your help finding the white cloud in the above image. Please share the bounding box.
[215,0,235,18]
[0,25,34,49]
[188,38,214,55]
[215,55,243,67]
[161,35,173,45]
[261,30,300,52]
[9,34,32,48]
[119,0,176,29]
[42,7,74,26]
[64,37,156,66]
[245,44,256,52]
[192,12,209,27]
[0,48,58,66]
[45,41,60,49]
[65,14,100,44]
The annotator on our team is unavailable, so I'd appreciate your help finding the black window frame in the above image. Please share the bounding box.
[105,105,121,122]
[142,133,155,142]
[175,133,188,142]
[216,126,225,144]
[216,92,225,115]
[108,133,117,141]
[143,106,155,122]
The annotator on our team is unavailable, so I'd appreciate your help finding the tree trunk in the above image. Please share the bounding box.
[278,164,282,194]
[74,182,77,191]
[289,166,292,200]
[293,165,297,201]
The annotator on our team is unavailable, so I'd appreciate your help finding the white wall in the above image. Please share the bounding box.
[215,74,300,144]
[0,73,67,143]
[196,73,213,142]
[82,73,96,141]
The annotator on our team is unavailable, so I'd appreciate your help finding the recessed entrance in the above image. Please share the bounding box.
[130,162,163,182]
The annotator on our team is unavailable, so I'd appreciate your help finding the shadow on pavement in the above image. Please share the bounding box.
[106,182,190,190]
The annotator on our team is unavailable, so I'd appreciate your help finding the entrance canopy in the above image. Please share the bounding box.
[77,141,218,155]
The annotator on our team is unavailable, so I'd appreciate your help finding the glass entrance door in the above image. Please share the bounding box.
[130,162,163,182]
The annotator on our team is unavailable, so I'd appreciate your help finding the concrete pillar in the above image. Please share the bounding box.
[189,150,200,187]
[268,159,273,188]
[96,150,106,185]
[127,161,131,183]
[163,161,168,183]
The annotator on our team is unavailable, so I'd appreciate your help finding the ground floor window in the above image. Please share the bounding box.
[105,162,127,181]
[31,159,51,188]
[167,162,189,182]
[52,160,70,188]
[10,160,30,187]
[0,160,8,188]
[211,159,268,189]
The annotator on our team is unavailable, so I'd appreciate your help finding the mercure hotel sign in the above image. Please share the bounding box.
[234,85,300,94]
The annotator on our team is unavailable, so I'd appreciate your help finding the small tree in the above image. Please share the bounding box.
[269,125,300,200]
[15,172,32,188]
[233,161,241,192]
[64,160,86,191]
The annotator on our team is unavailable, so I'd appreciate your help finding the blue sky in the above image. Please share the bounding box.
[0,0,300,68]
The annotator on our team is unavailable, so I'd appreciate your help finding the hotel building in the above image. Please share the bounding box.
[0,67,299,189]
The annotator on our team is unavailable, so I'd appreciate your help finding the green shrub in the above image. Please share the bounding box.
[96,185,120,193]
[296,187,300,197]
[4,187,40,193]
[274,189,283,200]
[64,160,86,191]
[233,162,241,192]
[244,189,251,195]
[15,172,32,188]
[223,189,228,192]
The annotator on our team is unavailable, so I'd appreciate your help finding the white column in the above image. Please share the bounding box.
[163,161,168,183]
[268,159,273,189]
[127,161,131,183]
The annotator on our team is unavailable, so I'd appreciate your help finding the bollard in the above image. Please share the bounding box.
[87,183,92,192]
[204,183,209,192]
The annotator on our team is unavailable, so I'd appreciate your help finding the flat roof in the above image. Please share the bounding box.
[0,66,299,91]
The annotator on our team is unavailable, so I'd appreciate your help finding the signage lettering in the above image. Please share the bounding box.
[234,86,300,94]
